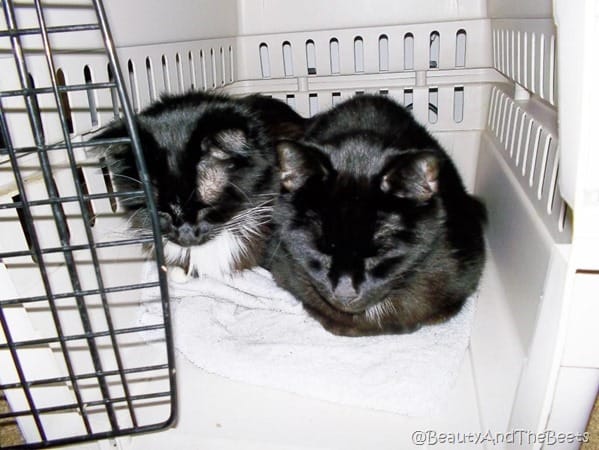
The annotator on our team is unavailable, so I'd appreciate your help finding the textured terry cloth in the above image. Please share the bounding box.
[139,264,476,416]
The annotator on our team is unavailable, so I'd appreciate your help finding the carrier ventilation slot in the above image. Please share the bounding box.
[282,41,294,76]
[309,93,318,116]
[488,86,570,241]
[220,47,226,85]
[306,40,317,75]
[228,46,235,83]
[210,48,217,88]
[76,167,96,227]
[26,73,46,142]
[330,38,340,74]
[83,66,98,127]
[12,194,37,263]
[428,88,438,123]
[353,36,364,73]
[188,51,196,90]
[259,43,270,78]
[127,60,139,112]
[106,64,120,118]
[146,57,156,102]
[404,33,414,70]
[199,50,207,90]
[55,69,74,134]
[379,35,389,71]
[100,157,118,213]
[175,53,184,93]
[332,92,342,106]
[159,55,169,93]
[429,31,440,68]
[285,94,296,108]
[50,177,71,244]
[403,88,413,110]
[453,86,464,122]
[456,30,467,67]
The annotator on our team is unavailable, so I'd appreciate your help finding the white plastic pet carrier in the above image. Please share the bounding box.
[1,0,598,449]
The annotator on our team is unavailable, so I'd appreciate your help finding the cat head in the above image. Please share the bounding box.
[94,93,276,248]
[272,137,446,314]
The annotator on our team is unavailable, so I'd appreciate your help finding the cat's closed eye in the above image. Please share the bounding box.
[209,147,232,161]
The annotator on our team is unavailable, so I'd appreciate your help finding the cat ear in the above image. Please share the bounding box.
[276,140,331,192]
[205,129,247,160]
[381,151,440,201]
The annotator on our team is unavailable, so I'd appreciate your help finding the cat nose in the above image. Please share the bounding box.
[333,275,359,303]
[177,223,196,246]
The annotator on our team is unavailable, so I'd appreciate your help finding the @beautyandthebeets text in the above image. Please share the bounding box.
[411,429,590,446]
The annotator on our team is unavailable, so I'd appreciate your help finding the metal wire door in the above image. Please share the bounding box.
[0,0,175,448]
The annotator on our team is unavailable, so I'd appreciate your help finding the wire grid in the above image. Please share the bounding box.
[0,0,175,448]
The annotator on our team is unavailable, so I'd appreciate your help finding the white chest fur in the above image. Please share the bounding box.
[162,230,245,281]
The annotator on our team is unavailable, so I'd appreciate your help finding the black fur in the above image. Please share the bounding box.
[264,94,486,336]
[94,91,305,274]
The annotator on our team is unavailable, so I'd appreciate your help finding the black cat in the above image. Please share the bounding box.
[264,94,486,336]
[94,91,305,279]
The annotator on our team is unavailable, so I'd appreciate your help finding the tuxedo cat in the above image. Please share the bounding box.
[265,94,486,336]
[95,91,305,279]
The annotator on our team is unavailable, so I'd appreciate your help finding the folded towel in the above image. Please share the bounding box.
[139,265,476,416]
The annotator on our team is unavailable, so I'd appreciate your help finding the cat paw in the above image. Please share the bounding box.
[168,266,191,283]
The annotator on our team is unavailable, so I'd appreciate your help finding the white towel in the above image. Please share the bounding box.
[139,265,476,416]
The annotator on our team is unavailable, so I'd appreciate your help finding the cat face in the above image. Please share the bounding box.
[267,94,485,336]
[96,92,281,274]
[144,126,270,248]
[273,137,444,314]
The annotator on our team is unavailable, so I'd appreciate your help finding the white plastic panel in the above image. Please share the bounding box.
[554,0,599,234]
[236,20,493,80]
[102,0,238,47]
[562,273,599,368]
[491,19,557,107]
[238,0,487,35]
[507,246,570,448]
[487,0,553,19]
[116,38,238,113]
[474,132,552,359]
[544,367,598,450]
[107,351,481,450]
[487,85,571,243]
[468,256,525,434]
[0,264,85,443]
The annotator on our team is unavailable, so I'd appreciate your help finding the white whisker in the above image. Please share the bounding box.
[226,180,252,202]
[365,300,397,328]
[110,173,144,186]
